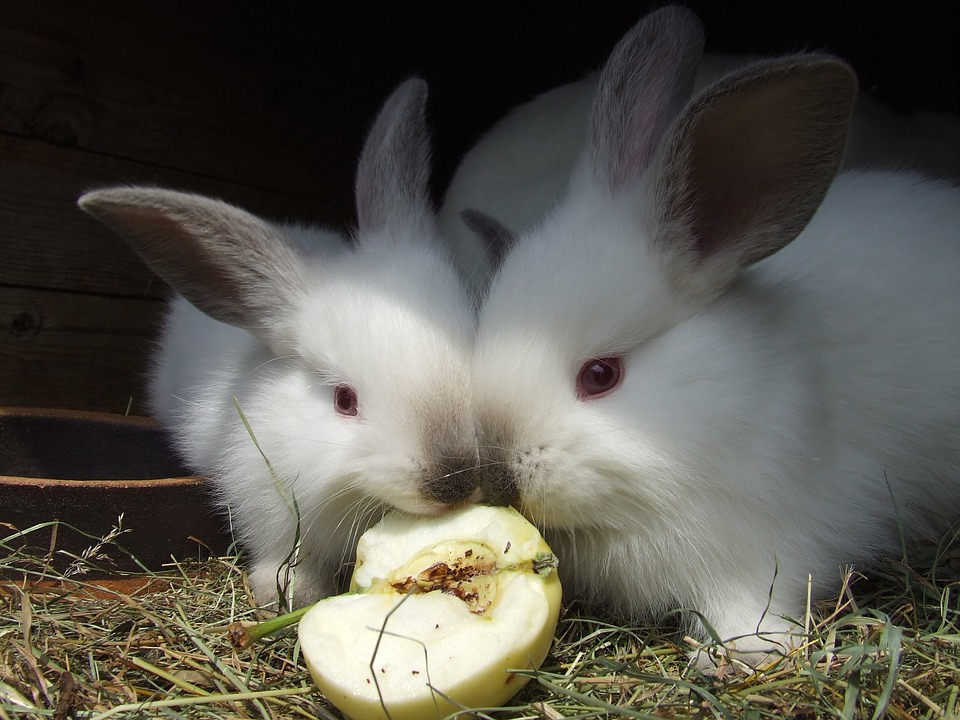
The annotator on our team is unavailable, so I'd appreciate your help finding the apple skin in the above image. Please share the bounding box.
[299,505,562,720]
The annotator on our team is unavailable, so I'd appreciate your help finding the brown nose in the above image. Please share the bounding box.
[420,455,481,506]
[477,449,520,506]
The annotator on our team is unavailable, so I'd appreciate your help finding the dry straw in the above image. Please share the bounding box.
[1,516,958,719]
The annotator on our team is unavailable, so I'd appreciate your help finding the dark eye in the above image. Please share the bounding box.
[576,357,623,399]
[333,384,359,417]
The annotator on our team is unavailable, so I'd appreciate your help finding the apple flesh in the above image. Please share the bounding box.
[299,504,562,720]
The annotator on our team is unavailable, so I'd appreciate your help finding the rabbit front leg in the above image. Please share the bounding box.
[688,592,806,671]
[247,550,334,610]
[229,497,330,608]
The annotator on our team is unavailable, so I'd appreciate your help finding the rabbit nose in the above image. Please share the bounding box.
[421,456,481,506]
[479,466,520,506]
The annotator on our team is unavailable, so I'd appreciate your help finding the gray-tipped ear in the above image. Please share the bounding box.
[650,56,857,294]
[78,186,309,351]
[586,5,705,191]
[355,78,434,238]
[460,209,517,272]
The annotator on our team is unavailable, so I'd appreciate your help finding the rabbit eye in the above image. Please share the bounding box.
[334,384,359,417]
[576,357,623,400]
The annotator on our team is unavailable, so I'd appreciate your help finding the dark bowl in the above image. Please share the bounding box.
[0,407,232,574]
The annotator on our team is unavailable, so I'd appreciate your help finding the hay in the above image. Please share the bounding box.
[1,519,958,719]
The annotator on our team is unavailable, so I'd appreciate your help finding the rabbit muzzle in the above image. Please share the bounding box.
[419,453,483,506]
[476,445,521,506]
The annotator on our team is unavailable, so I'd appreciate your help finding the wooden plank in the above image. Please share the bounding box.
[0,0,361,209]
[0,133,350,296]
[0,285,163,413]
[2,1,956,206]
[0,132,352,412]
[0,2,677,200]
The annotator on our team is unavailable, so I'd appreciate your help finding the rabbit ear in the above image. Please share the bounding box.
[355,78,434,240]
[649,56,857,294]
[460,209,517,272]
[585,6,705,191]
[78,187,309,351]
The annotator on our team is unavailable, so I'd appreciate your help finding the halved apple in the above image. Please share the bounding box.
[299,504,562,720]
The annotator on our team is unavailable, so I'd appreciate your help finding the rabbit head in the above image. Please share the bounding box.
[475,6,854,516]
[79,79,481,605]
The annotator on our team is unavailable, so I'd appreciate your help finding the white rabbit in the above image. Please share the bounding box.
[78,79,481,609]
[469,6,960,663]
[440,14,960,301]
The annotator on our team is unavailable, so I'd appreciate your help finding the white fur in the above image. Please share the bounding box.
[467,8,960,660]
[477,173,960,647]
[150,231,477,605]
[79,80,480,608]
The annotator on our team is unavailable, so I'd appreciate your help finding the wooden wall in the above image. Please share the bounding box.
[1,1,957,415]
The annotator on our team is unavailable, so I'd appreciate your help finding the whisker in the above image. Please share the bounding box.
[246,353,302,376]
[437,465,480,481]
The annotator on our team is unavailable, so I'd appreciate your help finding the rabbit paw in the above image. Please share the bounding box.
[247,560,332,610]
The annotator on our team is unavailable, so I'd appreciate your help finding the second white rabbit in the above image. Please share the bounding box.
[463,7,960,662]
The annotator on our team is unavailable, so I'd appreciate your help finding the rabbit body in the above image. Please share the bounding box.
[468,7,960,657]
[80,81,480,608]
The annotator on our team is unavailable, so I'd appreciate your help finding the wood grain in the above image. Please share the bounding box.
[0,284,163,412]
[0,134,355,295]
[0,0,360,213]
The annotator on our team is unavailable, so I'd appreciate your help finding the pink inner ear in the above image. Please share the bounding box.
[672,63,854,267]
[354,79,431,237]
[685,101,788,259]
[614,74,678,189]
[587,7,704,193]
